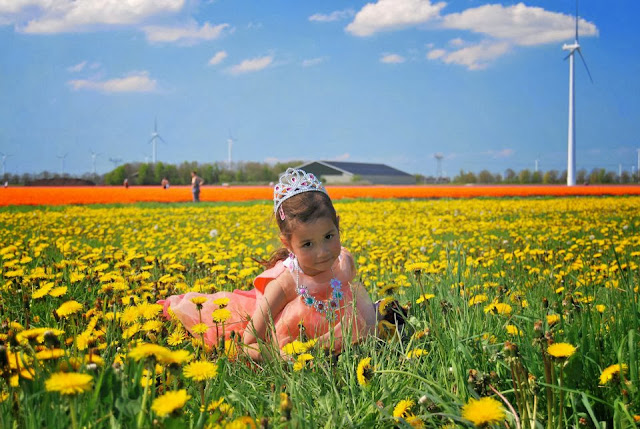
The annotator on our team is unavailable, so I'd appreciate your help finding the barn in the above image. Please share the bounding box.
[296,161,416,185]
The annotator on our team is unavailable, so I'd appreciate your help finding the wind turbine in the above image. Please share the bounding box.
[434,153,443,182]
[148,117,166,164]
[227,132,237,170]
[109,157,123,169]
[56,153,68,176]
[0,152,14,177]
[90,150,102,176]
[562,0,593,186]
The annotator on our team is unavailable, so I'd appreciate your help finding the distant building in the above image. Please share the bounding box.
[297,160,416,185]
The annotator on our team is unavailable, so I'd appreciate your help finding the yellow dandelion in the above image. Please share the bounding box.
[377,297,395,316]
[546,314,561,326]
[35,349,65,361]
[405,414,424,428]
[547,342,577,359]
[505,325,522,336]
[393,399,414,420]
[468,294,488,306]
[483,302,512,315]
[167,330,186,346]
[416,293,435,304]
[356,357,374,387]
[183,360,218,381]
[595,304,606,313]
[461,396,506,427]
[190,296,208,306]
[599,363,628,385]
[406,348,428,359]
[212,308,232,323]
[213,297,230,307]
[55,300,83,318]
[49,286,68,297]
[127,343,190,365]
[151,389,191,418]
[191,323,209,335]
[142,320,163,332]
[45,372,93,395]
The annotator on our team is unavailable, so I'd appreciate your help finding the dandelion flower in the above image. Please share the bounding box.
[599,363,628,385]
[546,314,561,326]
[35,349,65,361]
[213,297,230,307]
[190,296,208,306]
[212,308,232,323]
[49,286,68,297]
[128,343,190,365]
[55,300,83,318]
[167,330,186,346]
[151,389,191,418]
[483,302,512,315]
[468,294,488,306]
[416,294,435,304]
[505,325,522,336]
[45,372,93,395]
[183,360,218,381]
[191,323,209,335]
[356,357,374,387]
[461,396,506,427]
[547,342,576,359]
[393,399,414,420]
[406,348,428,359]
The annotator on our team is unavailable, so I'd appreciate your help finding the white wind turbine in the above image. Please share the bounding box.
[148,117,167,164]
[57,153,68,176]
[0,152,14,177]
[227,132,237,170]
[562,0,593,186]
[90,150,102,176]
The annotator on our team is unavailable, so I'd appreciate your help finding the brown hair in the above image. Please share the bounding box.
[262,191,338,268]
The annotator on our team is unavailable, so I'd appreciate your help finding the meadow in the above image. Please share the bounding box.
[0,197,638,428]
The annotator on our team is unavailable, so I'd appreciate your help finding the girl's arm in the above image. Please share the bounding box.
[242,275,291,360]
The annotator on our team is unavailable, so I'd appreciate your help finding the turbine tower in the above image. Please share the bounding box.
[434,153,443,182]
[227,132,237,170]
[148,117,166,164]
[90,150,102,176]
[57,153,68,176]
[562,0,592,186]
[0,152,14,177]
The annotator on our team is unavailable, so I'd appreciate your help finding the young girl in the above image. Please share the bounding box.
[160,168,377,360]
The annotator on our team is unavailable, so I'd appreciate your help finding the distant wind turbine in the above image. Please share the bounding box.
[0,152,14,177]
[57,153,68,176]
[109,157,123,169]
[90,150,102,176]
[227,132,237,170]
[434,153,443,181]
[148,117,167,164]
[562,0,593,186]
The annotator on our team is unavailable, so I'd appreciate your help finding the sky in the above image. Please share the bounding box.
[1,0,639,179]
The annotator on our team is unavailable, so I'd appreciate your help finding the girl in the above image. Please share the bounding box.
[160,168,377,360]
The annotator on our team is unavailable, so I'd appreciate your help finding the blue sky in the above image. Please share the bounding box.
[1,0,639,178]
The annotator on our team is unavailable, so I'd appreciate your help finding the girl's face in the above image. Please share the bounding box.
[281,216,341,276]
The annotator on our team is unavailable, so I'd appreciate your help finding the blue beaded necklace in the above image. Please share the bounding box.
[294,262,343,321]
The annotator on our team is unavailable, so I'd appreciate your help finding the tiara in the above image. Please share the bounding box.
[274,168,328,214]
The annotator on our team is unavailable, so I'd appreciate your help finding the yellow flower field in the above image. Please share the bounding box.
[0,197,639,427]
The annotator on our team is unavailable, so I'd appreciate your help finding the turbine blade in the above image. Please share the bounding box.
[158,135,167,144]
[575,0,579,41]
[577,49,594,83]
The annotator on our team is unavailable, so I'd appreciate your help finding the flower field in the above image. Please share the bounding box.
[3,184,640,205]
[1,197,639,428]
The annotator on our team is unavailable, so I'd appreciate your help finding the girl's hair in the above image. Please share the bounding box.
[261,191,338,269]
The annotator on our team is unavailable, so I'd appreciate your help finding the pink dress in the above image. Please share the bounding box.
[160,248,376,351]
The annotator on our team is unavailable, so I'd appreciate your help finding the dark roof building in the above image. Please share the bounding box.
[297,160,416,185]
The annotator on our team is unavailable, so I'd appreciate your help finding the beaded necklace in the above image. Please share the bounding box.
[294,263,344,321]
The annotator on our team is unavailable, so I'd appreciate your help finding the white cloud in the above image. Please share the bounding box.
[68,71,157,93]
[426,49,445,60]
[346,0,445,37]
[302,57,327,67]
[10,0,185,34]
[449,37,464,46]
[380,53,405,64]
[143,21,229,45]
[228,56,273,75]
[332,153,351,161]
[441,3,598,46]
[309,9,354,23]
[484,148,515,159]
[67,61,87,72]
[208,50,227,66]
[440,41,511,70]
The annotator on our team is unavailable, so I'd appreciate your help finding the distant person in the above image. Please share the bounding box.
[161,177,170,189]
[3,181,7,188]
[123,178,129,189]
[191,171,204,202]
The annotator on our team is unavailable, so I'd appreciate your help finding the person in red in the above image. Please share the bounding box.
[160,168,377,360]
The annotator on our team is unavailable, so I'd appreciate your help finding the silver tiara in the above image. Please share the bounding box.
[273,168,328,214]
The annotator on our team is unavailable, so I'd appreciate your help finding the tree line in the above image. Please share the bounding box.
[2,162,638,186]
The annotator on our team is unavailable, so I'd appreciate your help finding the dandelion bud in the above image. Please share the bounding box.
[579,417,588,426]
[279,392,292,421]
[533,320,543,335]
[504,341,518,355]
[542,297,549,308]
